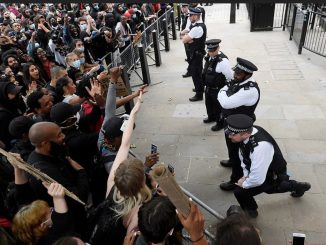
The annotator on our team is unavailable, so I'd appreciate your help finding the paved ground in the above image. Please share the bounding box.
[128,4,326,244]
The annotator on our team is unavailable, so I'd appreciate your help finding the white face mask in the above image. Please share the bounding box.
[80,23,87,31]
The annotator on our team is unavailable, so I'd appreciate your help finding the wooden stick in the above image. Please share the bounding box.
[0,148,85,205]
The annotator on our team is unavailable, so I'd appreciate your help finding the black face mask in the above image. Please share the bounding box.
[51,22,58,27]
[11,63,21,73]
[49,141,68,159]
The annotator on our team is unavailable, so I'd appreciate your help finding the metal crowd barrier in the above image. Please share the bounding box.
[288,3,326,56]
[106,7,175,82]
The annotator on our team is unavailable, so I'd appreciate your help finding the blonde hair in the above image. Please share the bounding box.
[12,200,50,245]
[64,52,77,67]
[112,158,152,218]
[112,184,152,218]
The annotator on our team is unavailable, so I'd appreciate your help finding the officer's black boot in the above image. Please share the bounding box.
[291,181,311,197]
[220,159,233,168]
[182,72,191,78]
[211,123,224,131]
[219,181,236,191]
[203,117,214,123]
[189,94,203,102]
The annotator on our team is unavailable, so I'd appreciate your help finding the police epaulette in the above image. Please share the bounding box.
[249,135,258,152]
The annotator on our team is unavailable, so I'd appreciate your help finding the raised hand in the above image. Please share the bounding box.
[176,200,206,244]
[43,182,65,199]
[86,78,102,98]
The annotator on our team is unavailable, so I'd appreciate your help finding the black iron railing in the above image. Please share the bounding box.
[288,4,326,56]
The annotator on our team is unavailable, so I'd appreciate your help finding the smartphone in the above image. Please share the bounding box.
[151,144,157,154]
[168,164,174,174]
[292,233,305,245]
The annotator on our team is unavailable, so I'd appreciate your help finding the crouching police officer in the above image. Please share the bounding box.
[225,114,311,218]
[202,39,233,131]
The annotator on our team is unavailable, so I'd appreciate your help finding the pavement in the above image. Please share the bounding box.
[128,4,326,245]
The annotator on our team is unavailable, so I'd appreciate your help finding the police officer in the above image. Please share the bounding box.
[181,7,207,102]
[180,3,191,78]
[203,39,233,131]
[218,58,260,191]
[225,114,311,218]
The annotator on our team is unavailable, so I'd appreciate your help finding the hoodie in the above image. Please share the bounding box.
[0,82,25,150]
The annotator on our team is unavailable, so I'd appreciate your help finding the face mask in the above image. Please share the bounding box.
[51,22,58,27]
[80,57,85,64]
[79,23,87,31]
[72,59,81,69]
[78,47,84,52]
[12,63,21,73]
[29,23,35,30]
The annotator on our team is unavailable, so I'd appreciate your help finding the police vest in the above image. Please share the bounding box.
[203,52,228,88]
[181,14,188,31]
[222,80,260,120]
[239,126,287,177]
[188,22,206,56]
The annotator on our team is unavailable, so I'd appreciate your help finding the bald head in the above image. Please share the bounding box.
[29,122,61,146]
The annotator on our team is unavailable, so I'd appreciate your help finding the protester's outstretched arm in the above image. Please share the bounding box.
[116,85,147,108]
[43,182,68,214]
[9,153,28,185]
[103,67,121,123]
[106,92,143,196]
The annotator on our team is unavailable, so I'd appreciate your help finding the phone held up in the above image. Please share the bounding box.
[292,233,305,245]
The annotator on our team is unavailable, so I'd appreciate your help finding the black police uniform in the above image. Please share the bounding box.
[203,39,232,130]
[181,4,191,68]
[187,8,207,101]
[225,114,311,217]
[218,58,260,189]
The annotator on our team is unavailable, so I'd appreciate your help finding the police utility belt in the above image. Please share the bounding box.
[190,50,206,60]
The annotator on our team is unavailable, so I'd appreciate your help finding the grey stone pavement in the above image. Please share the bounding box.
[128,4,326,244]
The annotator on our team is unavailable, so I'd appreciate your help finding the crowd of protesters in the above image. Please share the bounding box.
[0,3,264,245]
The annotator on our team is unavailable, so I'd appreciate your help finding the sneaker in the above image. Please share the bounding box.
[291,182,311,197]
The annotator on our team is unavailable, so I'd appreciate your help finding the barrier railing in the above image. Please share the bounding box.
[289,4,326,56]
[105,7,175,85]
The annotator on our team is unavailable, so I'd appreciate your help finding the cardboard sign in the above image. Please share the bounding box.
[116,76,128,97]
[101,75,128,97]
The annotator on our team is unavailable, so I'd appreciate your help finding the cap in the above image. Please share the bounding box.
[181,3,189,7]
[206,39,221,51]
[6,83,23,95]
[9,116,35,139]
[124,11,131,18]
[189,7,201,15]
[50,102,79,125]
[234,57,258,74]
[101,116,124,139]
[225,114,253,135]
